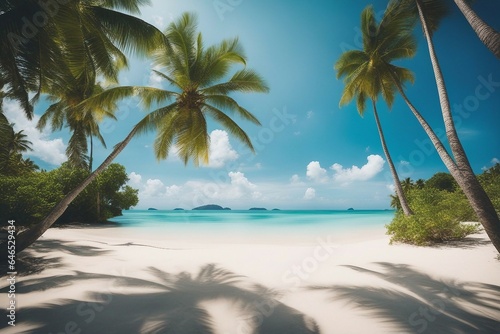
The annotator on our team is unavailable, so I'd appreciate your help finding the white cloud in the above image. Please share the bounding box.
[128,172,142,186]
[307,110,314,119]
[290,174,302,185]
[331,155,385,184]
[4,100,67,165]
[306,161,329,183]
[399,160,410,166]
[207,130,239,168]
[143,178,166,197]
[492,158,499,164]
[166,185,181,197]
[227,171,262,199]
[304,187,316,200]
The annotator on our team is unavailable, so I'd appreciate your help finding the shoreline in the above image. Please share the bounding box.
[2,224,499,333]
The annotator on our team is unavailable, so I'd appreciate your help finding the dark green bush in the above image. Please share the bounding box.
[386,187,481,245]
[0,163,138,228]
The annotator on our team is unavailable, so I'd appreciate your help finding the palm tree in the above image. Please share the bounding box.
[9,129,33,154]
[453,0,500,58]
[15,12,269,254]
[0,0,163,119]
[0,121,38,175]
[393,0,500,253]
[38,82,117,171]
[335,5,414,216]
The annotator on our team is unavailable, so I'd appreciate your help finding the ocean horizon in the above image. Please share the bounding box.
[108,209,396,244]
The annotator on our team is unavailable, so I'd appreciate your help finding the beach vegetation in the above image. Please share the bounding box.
[387,165,500,245]
[0,163,138,229]
[387,187,480,245]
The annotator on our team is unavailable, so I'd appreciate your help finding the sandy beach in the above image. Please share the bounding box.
[1,224,500,334]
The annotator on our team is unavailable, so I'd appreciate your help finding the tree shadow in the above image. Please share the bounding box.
[1,238,108,277]
[312,262,500,334]
[30,239,112,257]
[427,237,492,250]
[10,264,320,334]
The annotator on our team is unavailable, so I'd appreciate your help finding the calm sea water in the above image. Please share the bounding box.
[109,210,395,242]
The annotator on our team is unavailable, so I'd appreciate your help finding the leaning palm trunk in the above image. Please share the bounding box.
[372,100,413,216]
[15,126,139,253]
[453,0,500,58]
[415,0,500,254]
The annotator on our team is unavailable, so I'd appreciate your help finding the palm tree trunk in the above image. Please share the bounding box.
[372,100,413,216]
[453,0,500,58]
[89,135,93,172]
[15,126,139,253]
[389,69,461,176]
[416,0,500,254]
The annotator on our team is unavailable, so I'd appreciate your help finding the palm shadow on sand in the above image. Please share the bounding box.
[311,262,500,334]
[9,264,320,334]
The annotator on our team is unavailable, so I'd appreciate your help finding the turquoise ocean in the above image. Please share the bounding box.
[109,210,395,243]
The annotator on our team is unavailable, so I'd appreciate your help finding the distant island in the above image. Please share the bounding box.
[173,208,184,211]
[272,209,281,211]
[147,208,158,211]
[347,208,354,211]
[193,204,231,210]
[249,207,267,211]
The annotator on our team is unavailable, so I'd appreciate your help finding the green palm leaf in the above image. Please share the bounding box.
[203,104,255,153]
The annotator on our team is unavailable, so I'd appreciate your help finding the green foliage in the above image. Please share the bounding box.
[388,165,500,245]
[0,172,63,227]
[55,163,139,224]
[387,187,480,245]
[478,163,500,212]
[425,172,457,192]
[0,163,138,227]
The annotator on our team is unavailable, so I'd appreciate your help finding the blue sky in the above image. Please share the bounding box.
[6,0,500,210]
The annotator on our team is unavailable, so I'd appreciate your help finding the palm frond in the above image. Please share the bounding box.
[66,126,89,169]
[91,6,164,57]
[194,37,246,88]
[204,95,261,125]
[335,50,369,79]
[201,69,269,95]
[203,104,255,153]
[134,87,179,110]
[174,108,209,166]
[152,70,182,88]
[361,5,377,54]
[164,12,198,80]
[134,102,179,136]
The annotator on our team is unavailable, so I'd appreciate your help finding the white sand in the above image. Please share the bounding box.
[2,225,499,334]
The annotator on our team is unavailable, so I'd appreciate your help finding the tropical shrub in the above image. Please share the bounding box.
[386,187,480,245]
[0,163,138,228]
